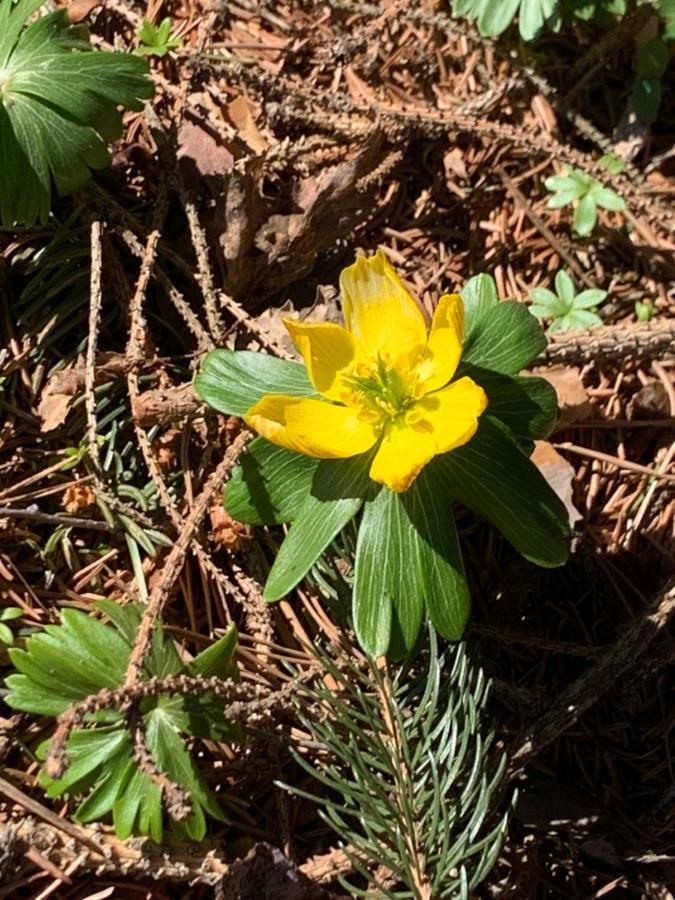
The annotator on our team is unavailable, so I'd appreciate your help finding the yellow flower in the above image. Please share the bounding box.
[245,252,488,493]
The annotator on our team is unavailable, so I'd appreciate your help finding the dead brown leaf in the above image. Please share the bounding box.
[209,506,251,551]
[177,113,235,181]
[536,365,591,431]
[62,484,96,514]
[227,96,268,155]
[532,441,581,527]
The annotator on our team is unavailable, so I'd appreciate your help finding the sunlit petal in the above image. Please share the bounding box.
[421,293,464,392]
[369,419,436,493]
[245,394,379,459]
[283,318,356,401]
[339,250,427,359]
[369,376,487,492]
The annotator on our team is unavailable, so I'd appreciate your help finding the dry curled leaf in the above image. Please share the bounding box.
[227,96,268,155]
[62,484,96,514]
[209,506,251,551]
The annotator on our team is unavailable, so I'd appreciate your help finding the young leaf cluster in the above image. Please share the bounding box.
[452,0,559,40]
[5,604,239,841]
[545,166,625,236]
[529,270,606,332]
[136,17,183,57]
[0,0,154,226]
[280,632,511,898]
[196,274,570,658]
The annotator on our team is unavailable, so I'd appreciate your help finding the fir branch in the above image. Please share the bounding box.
[279,632,512,899]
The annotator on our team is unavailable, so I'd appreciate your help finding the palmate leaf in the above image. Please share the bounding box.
[0,3,153,226]
[5,604,239,841]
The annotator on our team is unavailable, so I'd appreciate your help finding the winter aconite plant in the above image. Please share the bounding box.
[5,603,239,841]
[529,270,606,332]
[196,254,570,657]
[545,165,625,237]
[0,0,154,226]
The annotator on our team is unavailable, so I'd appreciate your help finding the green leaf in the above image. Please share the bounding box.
[519,0,557,40]
[544,174,579,193]
[565,309,603,330]
[464,365,558,441]
[529,287,566,316]
[137,18,160,46]
[195,350,316,417]
[547,189,580,209]
[264,455,375,601]
[548,314,572,333]
[146,708,226,838]
[352,489,395,657]
[461,275,547,374]
[113,763,161,841]
[636,38,669,79]
[633,78,662,124]
[553,270,574,307]
[433,417,570,567]
[0,5,153,225]
[477,0,520,35]
[401,469,470,641]
[41,727,128,797]
[95,599,183,678]
[598,153,625,175]
[224,437,318,525]
[189,624,238,679]
[635,299,654,322]
[573,289,606,309]
[0,0,44,65]
[573,193,597,236]
[591,187,625,212]
[74,744,134,824]
[0,607,23,622]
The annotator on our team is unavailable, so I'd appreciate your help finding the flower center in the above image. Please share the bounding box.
[344,355,418,423]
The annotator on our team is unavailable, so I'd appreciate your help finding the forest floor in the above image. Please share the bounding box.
[1,0,675,897]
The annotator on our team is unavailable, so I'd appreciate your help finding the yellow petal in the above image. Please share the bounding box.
[245,394,378,459]
[420,293,464,392]
[339,250,427,360]
[369,376,487,492]
[283,318,356,402]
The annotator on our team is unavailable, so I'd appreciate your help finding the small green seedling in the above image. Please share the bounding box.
[136,17,183,57]
[0,607,23,645]
[529,270,606,332]
[545,165,625,237]
[635,299,655,322]
[599,153,625,176]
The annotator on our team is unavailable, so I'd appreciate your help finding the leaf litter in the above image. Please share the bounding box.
[0,0,674,896]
